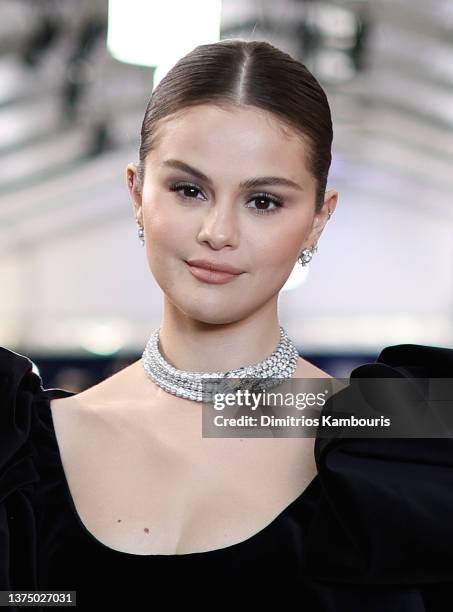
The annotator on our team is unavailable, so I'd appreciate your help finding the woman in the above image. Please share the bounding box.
[1,39,452,610]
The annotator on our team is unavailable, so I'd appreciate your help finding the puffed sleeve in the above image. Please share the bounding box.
[304,344,453,586]
[0,346,42,592]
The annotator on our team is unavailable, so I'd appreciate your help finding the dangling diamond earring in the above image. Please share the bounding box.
[138,226,145,246]
[298,244,318,266]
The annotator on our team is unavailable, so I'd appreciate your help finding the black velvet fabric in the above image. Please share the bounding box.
[1,344,453,610]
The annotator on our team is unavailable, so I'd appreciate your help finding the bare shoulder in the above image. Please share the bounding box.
[49,358,144,418]
[48,358,153,468]
[295,356,333,379]
[86,358,143,394]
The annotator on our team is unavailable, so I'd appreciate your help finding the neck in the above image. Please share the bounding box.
[156,302,283,373]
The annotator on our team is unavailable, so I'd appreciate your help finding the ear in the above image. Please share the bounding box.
[126,163,143,226]
[301,189,338,250]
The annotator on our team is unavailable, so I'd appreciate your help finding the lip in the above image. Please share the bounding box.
[185,259,243,275]
[185,261,243,284]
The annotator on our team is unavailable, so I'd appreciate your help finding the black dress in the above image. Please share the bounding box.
[1,344,453,610]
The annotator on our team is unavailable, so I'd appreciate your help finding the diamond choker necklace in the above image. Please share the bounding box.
[141,325,300,402]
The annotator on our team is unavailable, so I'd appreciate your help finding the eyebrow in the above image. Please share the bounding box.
[161,158,304,192]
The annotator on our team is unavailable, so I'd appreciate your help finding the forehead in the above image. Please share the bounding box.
[148,104,313,181]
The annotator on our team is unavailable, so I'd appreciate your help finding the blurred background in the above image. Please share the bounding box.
[1,0,452,389]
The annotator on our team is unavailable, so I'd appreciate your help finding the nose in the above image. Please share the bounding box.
[196,199,239,250]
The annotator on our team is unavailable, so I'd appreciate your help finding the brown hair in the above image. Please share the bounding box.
[137,39,333,211]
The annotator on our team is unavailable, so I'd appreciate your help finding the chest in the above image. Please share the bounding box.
[51,398,317,555]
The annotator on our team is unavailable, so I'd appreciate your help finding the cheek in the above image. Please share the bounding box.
[254,223,307,269]
[142,200,197,286]
[143,197,188,251]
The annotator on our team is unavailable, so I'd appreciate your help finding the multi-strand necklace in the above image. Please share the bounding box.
[141,325,299,402]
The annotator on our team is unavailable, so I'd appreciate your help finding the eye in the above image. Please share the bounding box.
[246,193,283,216]
[169,181,205,200]
[168,182,284,216]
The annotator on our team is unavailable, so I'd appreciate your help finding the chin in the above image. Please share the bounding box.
[184,310,242,326]
[174,299,245,325]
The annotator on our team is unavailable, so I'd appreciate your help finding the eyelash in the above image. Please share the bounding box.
[168,181,284,216]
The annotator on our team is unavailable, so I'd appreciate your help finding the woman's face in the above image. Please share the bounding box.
[127,104,337,325]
